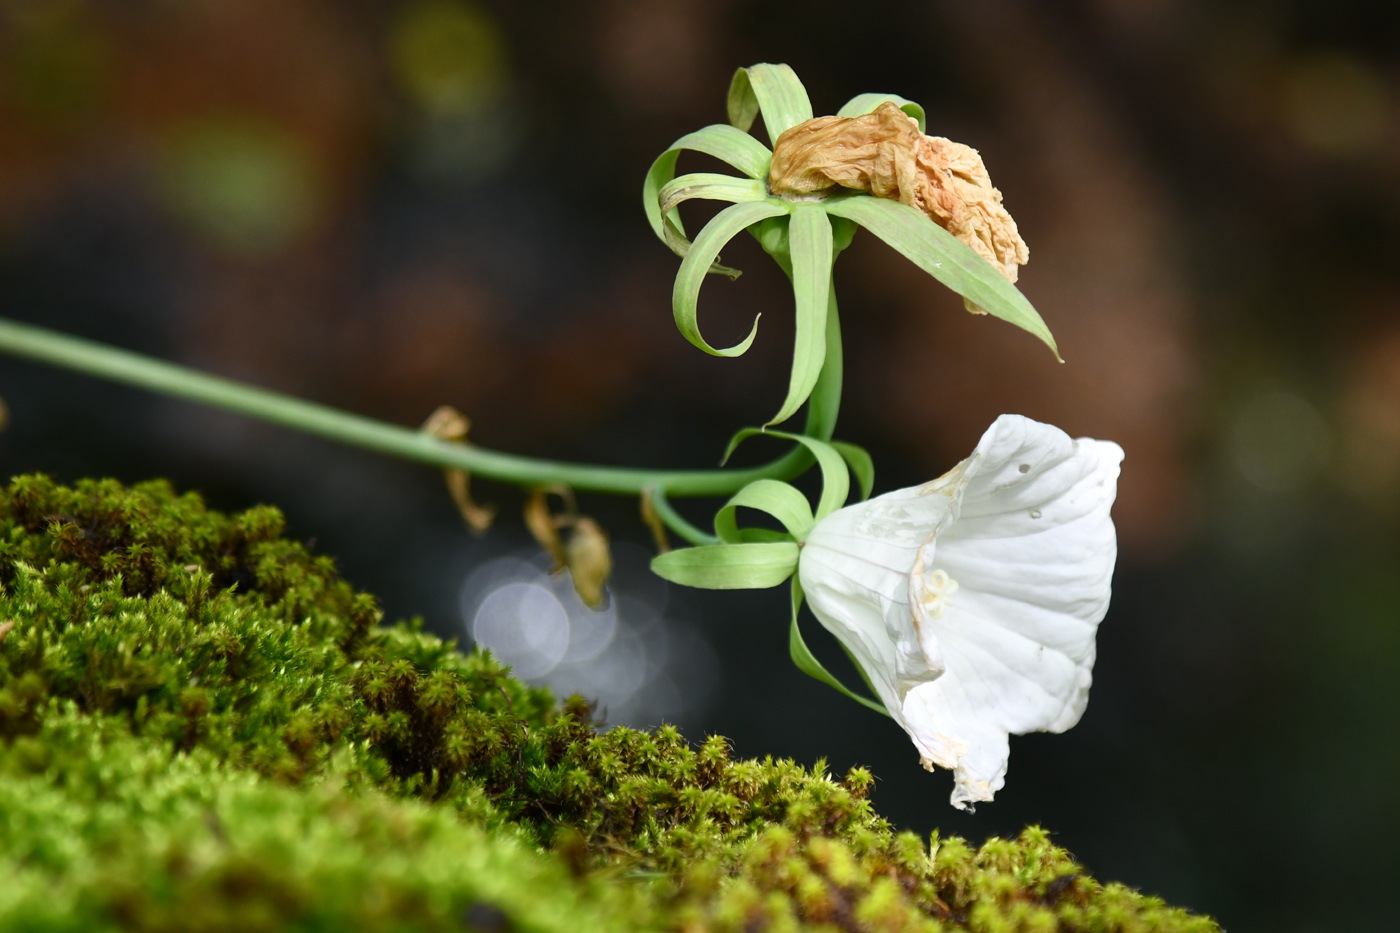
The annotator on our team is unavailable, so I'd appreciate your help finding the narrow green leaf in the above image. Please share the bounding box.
[723,429,849,521]
[714,479,814,544]
[733,528,792,543]
[650,542,798,589]
[659,174,768,217]
[802,286,842,442]
[789,578,890,716]
[835,93,926,132]
[656,174,771,273]
[825,196,1059,359]
[673,201,788,358]
[767,206,833,427]
[643,124,774,249]
[830,441,874,501]
[727,63,814,147]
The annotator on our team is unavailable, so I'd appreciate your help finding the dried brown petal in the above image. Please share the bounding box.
[769,102,1028,284]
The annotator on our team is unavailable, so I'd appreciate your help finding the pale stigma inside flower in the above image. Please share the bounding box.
[921,569,958,618]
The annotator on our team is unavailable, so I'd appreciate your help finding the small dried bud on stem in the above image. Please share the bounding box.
[525,486,613,609]
[769,102,1029,285]
[422,405,496,533]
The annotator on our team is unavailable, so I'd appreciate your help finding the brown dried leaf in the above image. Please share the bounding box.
[769,102,1028,284]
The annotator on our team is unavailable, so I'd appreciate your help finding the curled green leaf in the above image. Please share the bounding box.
[723,429,849,521]
[656,174,770,268]
[727,63,814,147]
[643,123,775,251]
[714,479,814,544]
[673,201,788,358]
[830,441,874,501]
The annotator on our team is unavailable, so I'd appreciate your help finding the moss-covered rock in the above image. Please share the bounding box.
[0,474,1218,932]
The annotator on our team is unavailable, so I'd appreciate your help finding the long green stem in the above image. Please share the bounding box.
[0,317,813,498]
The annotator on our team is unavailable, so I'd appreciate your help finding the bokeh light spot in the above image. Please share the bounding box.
[1280,52,1388,158]
[1230,389,1330,492]
[158,118,319,256]
[390,1,507,117]
[472,581,570,679]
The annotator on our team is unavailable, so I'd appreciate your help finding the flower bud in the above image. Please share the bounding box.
[564,517,612,609]
[421,405,495,533]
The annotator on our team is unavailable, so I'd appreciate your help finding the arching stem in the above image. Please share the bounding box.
[0,316,830,498]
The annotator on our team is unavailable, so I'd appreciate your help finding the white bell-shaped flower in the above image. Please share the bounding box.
[797,414,1123,809]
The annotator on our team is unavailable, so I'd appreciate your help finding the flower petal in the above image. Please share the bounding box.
[797,414,1123,810]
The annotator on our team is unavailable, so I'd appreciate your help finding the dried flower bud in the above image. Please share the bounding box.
[769,102,1028,284]
[524,486,571,570]
[564,517,612,609]
[422,405,495,533]
[524,487,613,607]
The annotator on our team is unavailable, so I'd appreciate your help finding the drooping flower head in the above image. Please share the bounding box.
[769,101,1029,285]
[644,64,1057,430]
[798,415,1123,809]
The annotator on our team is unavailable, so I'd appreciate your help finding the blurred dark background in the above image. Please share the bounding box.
[2,1,1398,929]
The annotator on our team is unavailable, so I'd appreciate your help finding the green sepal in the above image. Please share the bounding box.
[824,196,1059,359]
[732,528,792,543]
[642,124,774,272]
[836,93,926,132]
[767,205,834,427]
[830,441,874,501]
[714,479,814,544]
[727,63,814,147]
[656,174,771,269]
[673,201,788,357]
[789,578,890,716]
[650,542,798,590]
[723,429,849,521]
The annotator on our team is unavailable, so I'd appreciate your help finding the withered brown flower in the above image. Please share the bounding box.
[769,102,1028,284]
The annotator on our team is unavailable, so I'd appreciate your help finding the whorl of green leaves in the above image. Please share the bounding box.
[644,63,1059,430]
[0,474,1217,932]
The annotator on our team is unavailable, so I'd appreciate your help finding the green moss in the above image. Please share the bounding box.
[0,474,1219,932]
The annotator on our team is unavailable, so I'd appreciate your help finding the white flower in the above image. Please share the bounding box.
[797,415,1123,810]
